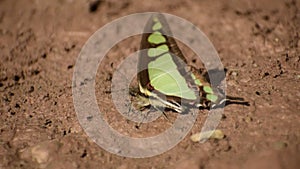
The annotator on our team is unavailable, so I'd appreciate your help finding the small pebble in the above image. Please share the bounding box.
[273,141,288,150]
[190,129,224,142]
[245,116,253,123]
[240,77,251,83]
[19,140,60,166]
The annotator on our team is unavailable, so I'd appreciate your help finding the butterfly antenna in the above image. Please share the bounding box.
[225,95,245,101]
[224,95,250,106]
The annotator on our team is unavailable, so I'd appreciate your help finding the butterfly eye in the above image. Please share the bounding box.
[145,83,154,91]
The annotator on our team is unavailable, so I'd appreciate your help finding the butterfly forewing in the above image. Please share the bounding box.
[138,14,200,101]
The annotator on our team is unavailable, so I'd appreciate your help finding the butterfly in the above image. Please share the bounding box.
[135,14,247,114]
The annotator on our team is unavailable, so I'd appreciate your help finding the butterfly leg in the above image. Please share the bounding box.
[152,105,170,121]
[135,108,152,128]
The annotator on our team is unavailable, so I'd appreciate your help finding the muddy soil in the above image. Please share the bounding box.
[0,0,299,169]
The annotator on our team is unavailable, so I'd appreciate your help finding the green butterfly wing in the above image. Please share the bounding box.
[138,14,199,100]
[148,53,197,100]
[138,14,220,109]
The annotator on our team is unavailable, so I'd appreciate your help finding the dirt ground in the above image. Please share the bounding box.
[1,0,300,169]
